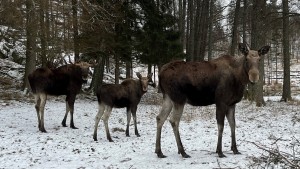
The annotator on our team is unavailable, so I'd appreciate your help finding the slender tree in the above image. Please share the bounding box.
[207,0,215,61]
[230,0,241,56]
[251,0,267,106]
[23,0,37,91]
[72,0,79,62]
[281,0,291,101]
[39,0,47,67]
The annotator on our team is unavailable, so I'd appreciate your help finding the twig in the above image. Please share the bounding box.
[248,141,300,168]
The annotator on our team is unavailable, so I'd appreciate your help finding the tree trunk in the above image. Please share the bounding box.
[242,0,247,44]
[39,0,47,67]
[91,55,105,94]
[281,0,291,101]
[196,0,209,61]
[126,60,132,78]
[250,0,267,107]
[230,0,241,56]
[178,0,187,52]
[115,55,120,84]
[186,0,195,61]
[72,0,79,62]
[23,0,37,91]
[207,0,214,61]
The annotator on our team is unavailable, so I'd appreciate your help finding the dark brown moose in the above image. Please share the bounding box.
[28,62,91,132]
[155,43,270,158]
[93,72,153,142]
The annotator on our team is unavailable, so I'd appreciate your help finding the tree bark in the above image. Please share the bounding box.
[91,55,105,94]
[23,0,37,91]
[242,0,247,44]
[39,0,47,67]
[186,0,195,61]
[207,0,214,61]
[281,0,291,101]
[72,0,79,62]
[230,0,241,56]
[115,55,120,84]
[250,0,267,107]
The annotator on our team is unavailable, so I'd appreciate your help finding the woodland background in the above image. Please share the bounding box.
[0,0,300,105]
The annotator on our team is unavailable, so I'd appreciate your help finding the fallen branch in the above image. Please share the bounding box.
[247,140,300,168]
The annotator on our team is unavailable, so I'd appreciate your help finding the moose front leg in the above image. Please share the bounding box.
[226,105,241,155]
[126,107,131,137]
[216,105,226,158]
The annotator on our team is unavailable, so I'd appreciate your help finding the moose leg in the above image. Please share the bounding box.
[216,104,227,158]
[39,93,47,132]
[126,107,131,137]
[131,106,140,137]
[103,106,113,142]
[226,104,240,155]
[65,95,77,129]
[169,103,190,158]
[155,95,173,158]
[93,103,105,141]
[62,96,70,127]
[34,94,41,129]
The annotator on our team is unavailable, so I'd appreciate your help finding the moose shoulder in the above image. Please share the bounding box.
[155,43,270,158]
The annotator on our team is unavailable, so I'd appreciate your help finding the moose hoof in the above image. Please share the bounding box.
[71,126,78,129]
[233,151,241,155]
[40,129,47,133]
[157,153,167,158]
[218,153,226,158]
[136,134,141,137]
[181,152,191,158]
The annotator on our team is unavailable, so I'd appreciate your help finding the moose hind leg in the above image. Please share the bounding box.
[93,103,105,141]
[103,106,113,142]
[34,94,41,129]
[62,97,70,127]
[226,104,240,155]
[155,95,173,158]
[131,106,140,137]
[126,107,131,137]
[169,103,190,158]
[67,95,78,129]
[39,93,47,132]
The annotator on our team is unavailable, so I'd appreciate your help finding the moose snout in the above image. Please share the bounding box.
[248,69,259,83]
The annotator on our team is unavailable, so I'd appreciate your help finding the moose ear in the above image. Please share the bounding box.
[258,45,270,55]
[238,43,249,56]
[136,72,142,79]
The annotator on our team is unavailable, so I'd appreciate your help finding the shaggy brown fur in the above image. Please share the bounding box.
[155,43,270,158]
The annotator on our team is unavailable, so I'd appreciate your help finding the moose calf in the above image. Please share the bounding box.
[93,72,153,142]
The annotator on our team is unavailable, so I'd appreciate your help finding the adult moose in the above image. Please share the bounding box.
[155,43,270,158]
[93,72,154,142]
[28,62,91,132]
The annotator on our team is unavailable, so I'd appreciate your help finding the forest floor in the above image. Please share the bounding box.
[0,58,300,168]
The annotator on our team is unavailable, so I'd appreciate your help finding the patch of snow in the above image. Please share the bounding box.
[0,97,299,168]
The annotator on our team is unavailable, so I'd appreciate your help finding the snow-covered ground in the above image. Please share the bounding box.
[0,94,299,169]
